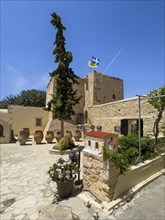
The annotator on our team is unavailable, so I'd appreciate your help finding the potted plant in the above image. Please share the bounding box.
[47,157,79,199]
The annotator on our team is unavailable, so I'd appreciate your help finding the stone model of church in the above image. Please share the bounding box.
[84,131,118,155]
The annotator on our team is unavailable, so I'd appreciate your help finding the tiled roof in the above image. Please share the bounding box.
[109,141,117,145]
[84,131,116,138]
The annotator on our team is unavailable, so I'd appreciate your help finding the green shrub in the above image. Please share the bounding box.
[157,137,165,152]
[118,134,157,163]
[162,127,165,137]
[57,137,75,151]
[103,146,130,174]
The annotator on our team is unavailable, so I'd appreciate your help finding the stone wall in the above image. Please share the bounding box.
[46,77,85,134]
[84,97,165,136]
[46,77,85,115]
[49,118,78,136]
[82,151,120,202]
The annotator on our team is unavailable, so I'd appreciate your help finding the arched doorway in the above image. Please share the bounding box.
[0,124,4,137]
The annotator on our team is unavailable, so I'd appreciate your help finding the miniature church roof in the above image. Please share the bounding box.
[84,131,117,138]
[109,140,117,145]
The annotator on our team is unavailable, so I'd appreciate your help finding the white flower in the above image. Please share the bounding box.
[58,174,63,179]
[66,174,70,180]
[67,160,72,165]
[58,163,63,167]
[56,168,61,173]
[50,170,54,175]
[72,174,76,179]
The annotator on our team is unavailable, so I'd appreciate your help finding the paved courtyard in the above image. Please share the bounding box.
[0,140,165,220]
[0,140,61,220]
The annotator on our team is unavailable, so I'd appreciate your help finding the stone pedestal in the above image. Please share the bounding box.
[82,151,120,202]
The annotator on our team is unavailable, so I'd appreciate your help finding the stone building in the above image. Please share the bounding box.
[46,71,124,134]
[46,70,164,137]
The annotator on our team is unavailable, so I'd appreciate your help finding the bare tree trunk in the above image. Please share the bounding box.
[61,120,64,137]
[153,108,163,150]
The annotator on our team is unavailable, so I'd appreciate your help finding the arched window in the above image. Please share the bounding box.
[95,142,99,149]
[112,94,116,99]
[88,140,91,146]
[0,124,4,137]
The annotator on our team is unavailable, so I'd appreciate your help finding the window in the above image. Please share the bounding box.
[84,110,88,123]
[35,118,42,126]
[95,142,99,149]
[112,94,116,99]
[88,140,91,146]
[77,113,84,124]
[85,78,88,90]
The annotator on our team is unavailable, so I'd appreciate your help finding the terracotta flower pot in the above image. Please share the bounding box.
[34,130,43,144]
[45,130,54,143]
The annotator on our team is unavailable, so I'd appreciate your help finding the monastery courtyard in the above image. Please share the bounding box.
[0,139,164,220]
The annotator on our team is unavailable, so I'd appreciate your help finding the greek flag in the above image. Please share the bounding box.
[88,56,100,68]
[92,56,100,66]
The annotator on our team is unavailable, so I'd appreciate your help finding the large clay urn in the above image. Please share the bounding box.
[23,128,30,139]
[65,130,73,143]
[73,130,81,141]
[55,131,62,143]
[34,130,43,144]
[45,130,54,143]
[17,130,27,145]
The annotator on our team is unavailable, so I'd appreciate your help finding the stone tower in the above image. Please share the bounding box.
[84,71,124,107]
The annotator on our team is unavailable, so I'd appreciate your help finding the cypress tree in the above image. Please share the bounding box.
[46,12,81,136]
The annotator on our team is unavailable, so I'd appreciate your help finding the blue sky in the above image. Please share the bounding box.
[1,0,164,100]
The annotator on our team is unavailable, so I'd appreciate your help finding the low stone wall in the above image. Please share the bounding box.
[113,154,165,199]
[82,151,165,202]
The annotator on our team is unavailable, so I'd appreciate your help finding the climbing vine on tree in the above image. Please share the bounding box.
[147,85,165,149]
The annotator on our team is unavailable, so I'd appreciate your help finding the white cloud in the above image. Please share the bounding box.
[4,64,51,95]
[34,73,50,90]
[6,64,19,74]
[14,76,28,93]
